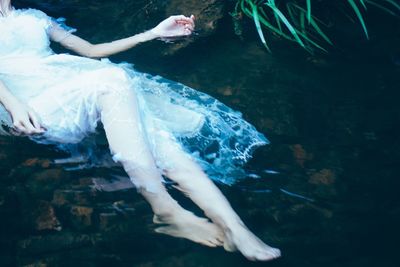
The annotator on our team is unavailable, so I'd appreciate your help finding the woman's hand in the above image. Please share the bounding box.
[150,14,195,39]
[6,98,46,136]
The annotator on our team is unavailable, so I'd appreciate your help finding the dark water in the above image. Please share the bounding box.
[1,1,400,266]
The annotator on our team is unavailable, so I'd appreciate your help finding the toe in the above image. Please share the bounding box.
[258,248,281,261]
[200,240,218,247]
[272,248,281,258]
[153,214,163,224]
[216,239,224,245]
[223,240,237,252]
[210,238,223,246]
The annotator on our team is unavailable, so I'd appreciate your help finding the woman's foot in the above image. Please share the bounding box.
[223,223,281,261]
[153,210,225,247]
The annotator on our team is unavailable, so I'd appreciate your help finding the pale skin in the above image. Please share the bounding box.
[0,0,281,261]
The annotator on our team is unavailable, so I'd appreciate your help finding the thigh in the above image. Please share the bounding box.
[97,89,159,172]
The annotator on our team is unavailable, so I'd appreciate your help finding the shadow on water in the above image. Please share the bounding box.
[1,0,400,266]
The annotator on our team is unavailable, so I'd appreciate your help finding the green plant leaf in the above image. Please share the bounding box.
[236,0,399,53]
[273,8,283,32]
[265,0,306,48]
[293,27,328,52]
[365,0,398,16]
[383,0,400,11]
[286,2,298,26]
[360,0,368,10]
[288,3,333,45]
[300,9,306,33]
[242,1,294,40]
[306,0,312,24]
[348,0,369,39]
[251,2,272,52]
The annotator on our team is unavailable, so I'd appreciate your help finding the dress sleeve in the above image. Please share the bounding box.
[24,8,77,42]
[47,16,78,42]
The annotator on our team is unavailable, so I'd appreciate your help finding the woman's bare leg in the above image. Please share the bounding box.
[95,87,223,247]
[156,138,281,261]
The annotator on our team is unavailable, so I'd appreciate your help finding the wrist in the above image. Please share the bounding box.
[147,28,160,40]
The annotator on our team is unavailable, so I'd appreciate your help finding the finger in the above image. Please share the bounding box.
[176,19,194,28]
[175,21,194,33]
[13,121,23,131]
[184,23,194,31]
[172,15,188,21]
[190,14,195,26]
[13,121,27,135]
[9,127,22,136]
[184,19,195,30]
[20,119,37,135]
[27,108,47,131]
[28,111,45,132]
[28,111,40,129]
[174,16,194,25]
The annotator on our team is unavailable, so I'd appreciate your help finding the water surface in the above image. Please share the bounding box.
[1,1,400,266]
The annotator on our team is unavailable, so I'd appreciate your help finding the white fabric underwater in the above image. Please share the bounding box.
[0,8,269,185]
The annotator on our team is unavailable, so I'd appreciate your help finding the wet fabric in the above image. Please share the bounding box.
[0,8,269,185]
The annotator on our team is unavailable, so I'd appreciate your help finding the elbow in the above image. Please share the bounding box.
[83,44,107,59]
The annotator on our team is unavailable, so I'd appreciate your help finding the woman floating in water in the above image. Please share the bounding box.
[0,0,280,261]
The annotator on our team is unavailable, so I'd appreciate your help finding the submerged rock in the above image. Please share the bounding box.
[17,232,95,256]
[69,205,94,230]
[289,144,314,168]
[308,168,337,186]
[0,135,152,265]
[30,200,62,232]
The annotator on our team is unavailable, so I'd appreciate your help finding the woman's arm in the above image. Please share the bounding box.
[49,15,195,58]
[49,25,158,58]
[0,80,45,135]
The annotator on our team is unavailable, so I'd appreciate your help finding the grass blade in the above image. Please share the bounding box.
[240,0,328,52]
[294,28,328,52]
[265,0,306,48]
[348,0,369,39]
[300,9,306,33]
[251,3,272,52]
[286,2,298,26]
[309,16,333,45]
[273,8,283,32]
[360,0,367,10]
[242,1,294,40]
[306,0,312,24]
[365,0,398,16]
[383,0,400,11]
[289,3,333,45]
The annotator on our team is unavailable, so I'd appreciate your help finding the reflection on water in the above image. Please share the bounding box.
[1,1,400,266]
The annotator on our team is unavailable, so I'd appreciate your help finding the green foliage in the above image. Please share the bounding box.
[231,0,400,52]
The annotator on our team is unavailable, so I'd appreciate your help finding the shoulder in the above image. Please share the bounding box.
[12,8,53,32]
[14,8,51,22]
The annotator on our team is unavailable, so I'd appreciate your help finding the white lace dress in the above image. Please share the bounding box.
[0,8,269,185]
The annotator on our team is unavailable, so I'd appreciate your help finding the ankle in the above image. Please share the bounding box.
[205,212,245,232]
[153,210,175,223]
[153,205,185,220]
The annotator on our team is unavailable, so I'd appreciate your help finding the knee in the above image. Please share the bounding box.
[112,151,157,174]
[112,152,165,193]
